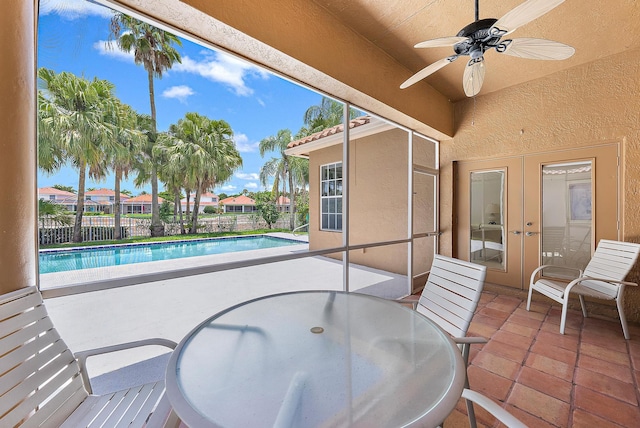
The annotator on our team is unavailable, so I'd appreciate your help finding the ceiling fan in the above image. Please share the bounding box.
[400,0,575,97]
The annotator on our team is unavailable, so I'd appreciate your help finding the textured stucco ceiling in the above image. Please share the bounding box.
[311,0,640,101]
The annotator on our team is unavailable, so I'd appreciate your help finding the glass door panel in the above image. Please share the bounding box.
[412,170,437,292]
[470,170,506,270]
[541,162,593,277]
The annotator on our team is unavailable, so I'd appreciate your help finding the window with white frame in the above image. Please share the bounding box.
[320,162,343,231]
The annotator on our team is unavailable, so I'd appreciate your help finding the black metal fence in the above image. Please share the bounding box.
[38,213,295,245]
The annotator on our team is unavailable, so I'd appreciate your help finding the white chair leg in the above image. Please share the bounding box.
[526,285,534,311]
[578,295,588,317]
[559,300,569,335]
[616,294,630,340]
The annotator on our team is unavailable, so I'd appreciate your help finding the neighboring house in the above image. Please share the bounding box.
[84,188,130,214]
[121,194,164,215]
[275,195,291,213]
[180,192,219,214]
[286,116,420,282]
[38,187,86,213]
[220,195,256,213]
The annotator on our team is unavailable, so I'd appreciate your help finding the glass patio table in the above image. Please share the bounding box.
[165,290,465,427]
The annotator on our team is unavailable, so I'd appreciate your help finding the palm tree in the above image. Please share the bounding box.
[106,101,145,239]
[109,14,182,237]
[301,97,360,135]
[156,113,242,234]
[259,129,308,230]
[38,68,116,243]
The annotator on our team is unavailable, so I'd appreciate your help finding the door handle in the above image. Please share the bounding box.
[525,231,539,236]
[510,230,522,235]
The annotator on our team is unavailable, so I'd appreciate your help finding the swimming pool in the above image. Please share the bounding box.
[39,236,303,274]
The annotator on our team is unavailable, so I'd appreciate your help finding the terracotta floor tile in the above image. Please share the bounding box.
[534,329,579,351]
[492,329,534,350]
[513,306,546,321]
[519,300,551,314]
[580,342,630,367]
[531,339,578,366]
[525,352,573,380]
[467,322,499,340]
[504,404,556,428]
[581,329,628,353]
[507,383,570,426]
[472,351,522,380]
[546,307,584,330]
[571,408,626,428]
[539,320,580,337]
[501,321,536,338]
[478,307,511,321]
[471,313,506,329]
[574,385,640,427]
[517,366,572,403]
[466,365,514,402]
[575,367,638,405]
[577,354,633,384]
[485,301,518,314]
[482,339,528,364]
[507,313,544,330]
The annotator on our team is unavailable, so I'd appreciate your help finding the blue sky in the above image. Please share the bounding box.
[37,0,323,196]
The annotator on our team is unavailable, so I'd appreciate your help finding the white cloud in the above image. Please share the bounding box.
[173,51,269,96]
[40,0,113,20]
[93,40,135,63]
[233,134,259,153]
[220,185,237,192]
[245,182,259,189]
[236,172,260,181]
[162,85,194,103]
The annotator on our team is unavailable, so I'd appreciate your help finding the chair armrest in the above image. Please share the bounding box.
[453,336,488,345]
[75,338,177,394]
[462,389,527,428]
[396,297,418,310]
[571,276,637,287]
[530,264,582,283]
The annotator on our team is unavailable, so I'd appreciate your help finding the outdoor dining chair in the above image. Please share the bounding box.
[0,285,177,427]
[527,239,640,339]
[397,254,487,428]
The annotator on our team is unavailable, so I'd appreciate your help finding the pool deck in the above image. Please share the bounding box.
[39,232,310,293]
[43,232,410,384]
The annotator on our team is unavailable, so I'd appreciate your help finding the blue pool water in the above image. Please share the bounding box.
[39,236,302,274]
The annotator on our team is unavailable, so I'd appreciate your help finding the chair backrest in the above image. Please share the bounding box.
[0,286,87,427]
[582,239,640,298]
[416,255,487,338]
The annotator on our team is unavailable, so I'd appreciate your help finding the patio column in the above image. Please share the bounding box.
[0,1,37,294]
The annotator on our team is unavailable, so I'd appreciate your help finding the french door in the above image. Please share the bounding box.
[456,144,619,288]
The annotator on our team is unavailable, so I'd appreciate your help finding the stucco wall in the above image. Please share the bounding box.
[309,128,410,275]
[440,47,640,321]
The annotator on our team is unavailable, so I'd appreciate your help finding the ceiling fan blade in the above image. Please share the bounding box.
[463,59,486,97]
[501,38,575,60]
[492,0,565,36]
[414,36,468,49]
[400,56,458,89]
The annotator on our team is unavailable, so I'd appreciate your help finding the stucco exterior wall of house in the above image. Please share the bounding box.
[439,47,640,322]
[309,128,410,276]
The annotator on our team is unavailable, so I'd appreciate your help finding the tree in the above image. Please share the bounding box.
[38,199,72,229]
[52,184,75,193]
[38,68,116,243]
[255,192,279,229]
[105,100,144,239]
[259,129,307,229]
[300,96,360,135]
[109,14,182,237]
[155,112,242,234]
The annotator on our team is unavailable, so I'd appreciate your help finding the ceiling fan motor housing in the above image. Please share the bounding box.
[454,18,501,56]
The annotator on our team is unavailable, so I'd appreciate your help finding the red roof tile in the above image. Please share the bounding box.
[220,195,255,205]
[287,116,371,149]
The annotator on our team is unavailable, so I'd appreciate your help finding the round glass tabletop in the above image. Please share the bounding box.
[166,291,465,427]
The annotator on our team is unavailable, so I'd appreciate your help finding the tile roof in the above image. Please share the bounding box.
[122,194,164,203]
[287,116,371,149]
[220,195,255,205]
[85,188,116,195]
[38,187,76,196]
[276,196,290,205]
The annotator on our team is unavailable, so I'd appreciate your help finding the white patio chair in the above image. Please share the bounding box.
[398,254,487,428]
[0,285,177,427]
[527,239,640,339]
[461,389,527,428]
